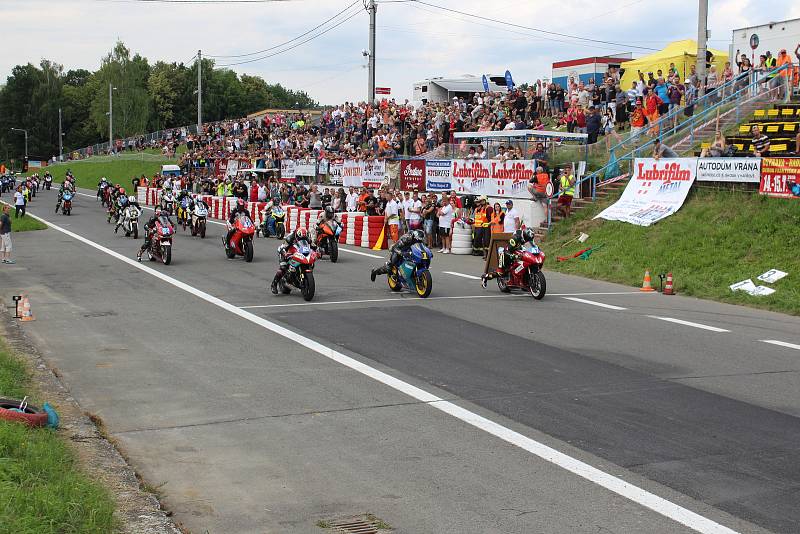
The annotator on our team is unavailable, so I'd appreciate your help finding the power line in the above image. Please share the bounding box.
[216,8,363,67]
[408,0,657,51]
[98,0,303,4]
[206,0,361,58]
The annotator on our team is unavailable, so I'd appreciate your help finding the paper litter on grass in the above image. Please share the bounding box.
[730,279,776,296]
[757,269,788,284]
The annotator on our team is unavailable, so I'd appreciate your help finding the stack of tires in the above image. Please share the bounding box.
[288,207,300,233]
[451,222,473,255]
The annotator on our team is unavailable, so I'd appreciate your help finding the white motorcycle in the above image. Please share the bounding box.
[160,192,175,215]
[121,205,141,239]
[190,202,208,238]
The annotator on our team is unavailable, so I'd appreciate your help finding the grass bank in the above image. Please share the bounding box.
[0,202,47,232]
[0,337,116,533]
[27,154,172,191]
[546,187,800,315]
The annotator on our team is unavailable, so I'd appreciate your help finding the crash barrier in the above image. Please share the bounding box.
[137,188,388,250]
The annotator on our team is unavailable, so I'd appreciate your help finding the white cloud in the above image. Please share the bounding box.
[1,0,795,105]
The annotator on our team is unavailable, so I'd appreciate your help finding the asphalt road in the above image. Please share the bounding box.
[2,187,800,534]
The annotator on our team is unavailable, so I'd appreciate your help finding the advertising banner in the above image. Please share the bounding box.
[696,158,761,182]
[280,159,296,178]
[225,158,239,177]
[342,160,386,189]
[328,160,344,185]
[425,160,453,191]
[294,161,317,177]
[594,158,697,226]
[400,160,426,191]
[452,159,537,197]
[759,157,800,198]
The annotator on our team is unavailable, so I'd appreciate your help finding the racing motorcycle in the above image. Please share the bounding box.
[44,174,52,190]
[120,205,141,238]
[275,238,318,301]
[387,242,433,298]
[190,202,208,238]
[315,218,341,263]
[258,204,286,239]
[224,212,255,262]
[144,215,175,265]
[160,191,175,216]
[60,191,74,216]
[177,196,191,230]
[493,244,546,299]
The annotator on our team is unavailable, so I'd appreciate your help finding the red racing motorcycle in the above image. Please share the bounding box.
[224,212,255,262]
[275,238,319,301]
[145,215,175,265]
[495,244,546,299]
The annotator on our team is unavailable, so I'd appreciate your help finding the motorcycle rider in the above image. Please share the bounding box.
[115,195,141,233]
[190,195,209,230]
[137,207,170,261]
[224,198,251,248]
[97,177,109,200]
[369,228,425,282]
[270,228,314,294]
[176,187,192,224]
[55,179,75,213]
[480,228,536,288]
[315,205,338,237]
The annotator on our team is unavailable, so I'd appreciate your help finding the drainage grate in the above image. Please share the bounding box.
[319,514,390,534]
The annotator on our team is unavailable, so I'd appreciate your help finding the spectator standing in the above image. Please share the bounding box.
[586,106,601,144]
[489,202,505,236]
[437,197,455,254]
[0,205,13,264]
[383,191,401,244]
[407,191,423,231]
[421,194,437,248]
[503,200,520,233]
[557,168,575,218]
[346,186,358,212]
[13,186,25,217]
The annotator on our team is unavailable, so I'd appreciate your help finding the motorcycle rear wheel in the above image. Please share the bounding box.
[301,272,316,301]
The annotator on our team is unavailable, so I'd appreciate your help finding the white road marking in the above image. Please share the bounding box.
[563,297,627,311]
[443,271,481,280]
[760,339,800,351]
[646,316,730,333]
[23,209,739,533]
[338,247,383,259]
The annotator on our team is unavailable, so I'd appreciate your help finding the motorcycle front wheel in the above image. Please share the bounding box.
[162,245,172,265]
[200,221,206,238]
[329,238,339,263]
[415,270,433,298]
[132,225,138,239]
[244,239,254,263]
[530,269,546,300]
[497,276,511,293]
[301,271,315,301]
[387,266,402,292]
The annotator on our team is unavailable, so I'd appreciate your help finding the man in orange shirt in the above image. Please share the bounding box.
[630,99,646,137]
[776,49,794,99]
[644,91,662,136]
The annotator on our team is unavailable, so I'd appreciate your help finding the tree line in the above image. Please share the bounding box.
[0,41,318,164]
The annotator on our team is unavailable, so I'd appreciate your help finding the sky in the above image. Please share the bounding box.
[2,0,799,105]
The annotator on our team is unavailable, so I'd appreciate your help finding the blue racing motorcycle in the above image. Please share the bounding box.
[387,242,433,298]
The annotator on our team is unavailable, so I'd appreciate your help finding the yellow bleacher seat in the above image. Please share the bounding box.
[768,109,779,118]
[738,125,750,134]
[766,125,780,133]
[701,142,710,149]
[772,143,788,152]
[781,108,793,117]
[754,110,767,118]
[786,123,797,132]
[734,143,744,150]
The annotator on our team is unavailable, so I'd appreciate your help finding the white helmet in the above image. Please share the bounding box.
[128,195,136,203]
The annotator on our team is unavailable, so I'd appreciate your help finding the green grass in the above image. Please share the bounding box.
[26,154,172,191]
[0,203,47,232]
[0,338,116,534]
[546,187,800,315]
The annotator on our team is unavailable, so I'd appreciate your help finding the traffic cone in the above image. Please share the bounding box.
[663,272,675,295]
[20,295,35,322]
[640,270,656,292]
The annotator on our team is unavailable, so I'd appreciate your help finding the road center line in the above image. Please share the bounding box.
[646,316,730,333]
[22,208,738,534]
[443,271,481,280]
[761,339,800,351]
[563,297,627,310]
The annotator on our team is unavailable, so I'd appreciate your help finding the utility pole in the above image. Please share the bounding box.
[58,107,63,162]
[368,0,376,104]
[197,49,203,132]
[696,0,708,97]
[108,82,114,152]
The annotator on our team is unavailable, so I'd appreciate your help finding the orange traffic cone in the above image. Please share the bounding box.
[663,272,675,295]
[640,270,656,292]
[20,295,35,322]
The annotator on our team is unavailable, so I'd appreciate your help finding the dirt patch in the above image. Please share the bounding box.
[1,308,182,534]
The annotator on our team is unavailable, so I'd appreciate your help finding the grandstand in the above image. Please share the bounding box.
[715,103,800,156]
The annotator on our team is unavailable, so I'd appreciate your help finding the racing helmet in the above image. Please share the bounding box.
[521,228,535,244]
[128,195,136,203]
[236,198,246,209]
[101,177,107,182]
[411,229,424,242]
[119,188,126,195]
[324,206,334,219]
[295,228,308,240]
[154,207,162,217]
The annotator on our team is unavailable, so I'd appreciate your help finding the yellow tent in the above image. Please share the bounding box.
[619,39,729,90]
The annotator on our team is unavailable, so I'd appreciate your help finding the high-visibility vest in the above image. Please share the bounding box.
[560,175,575,196]
[490,212,504,234]
[474,207,489,227]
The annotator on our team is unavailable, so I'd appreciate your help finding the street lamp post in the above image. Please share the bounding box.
[108,83,117,153]
[58,108,63,162]
[10,128,28,162]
